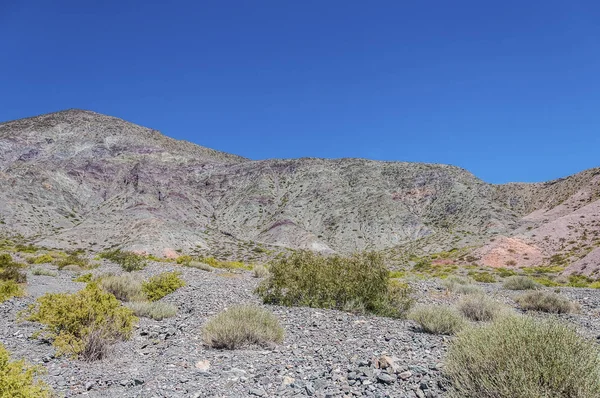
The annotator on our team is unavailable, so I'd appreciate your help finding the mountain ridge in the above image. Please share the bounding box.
[0,110,598,275]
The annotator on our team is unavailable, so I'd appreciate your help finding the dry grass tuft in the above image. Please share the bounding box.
[408,305,466,335]
[445,315,600,397]
[515,290,579,314]
[202,305,284,349]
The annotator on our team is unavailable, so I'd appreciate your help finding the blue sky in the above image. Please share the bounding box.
[1,1,599,183]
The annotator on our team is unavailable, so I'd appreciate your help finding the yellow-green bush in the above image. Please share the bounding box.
[468,271,496,283]
[202,305,284,349]
[28,254,54,265]
[142,271,185,301]
[0,343,51,397]
[256,251,413,318]
[445,315,600,397]
[200,257,251,270]
[408,306,466,335]
[23,283,137,359]
[0,253,26,283]
[99,250,146,272]
[55,252,91,270]
[0,280,24,303]
[74,273,93,283]
[175,255,193,266]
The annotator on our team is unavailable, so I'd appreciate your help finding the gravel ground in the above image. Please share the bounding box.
[2,263,600,398]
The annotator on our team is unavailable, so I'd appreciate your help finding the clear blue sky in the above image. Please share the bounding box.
[1,1,599,183]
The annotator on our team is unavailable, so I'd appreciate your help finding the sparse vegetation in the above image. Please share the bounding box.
[408,306,466,335]
[125,301,177,320]
[442,276,483,295]
[256,251,414,318]
[100,250,147,272]
[99,273,146,302]
[445,315,600,397]
[252,264,269,278]
[200,257,252,271]
[27,254,53,264]
[0,280,24,303]
[55,252,91,270]
[31,268,57,277]
[202,305,284,349]
[0,343,51,397]
[502,275,540,290]
[468,271,495,283]
[23,283,137,360]
[141,271,185,301]
[515,290,579,314]
[457,295,504,322]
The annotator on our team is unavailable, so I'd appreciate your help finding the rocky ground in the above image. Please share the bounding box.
[2,262,600,398]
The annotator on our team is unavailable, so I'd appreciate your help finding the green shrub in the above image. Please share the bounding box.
[74,273,93,283]
[568,274,593,288]
[200,257,252,270]
[125,301,177,320]
[495,267,517,278]
[515,291,579,314]
[0,343,51,397]
[458,295,503,322]
[142,271,185,301]
[0,253,13,267]
[55,252,90,270]
[0,280,24,302]
[28,254,54,265]
[202,305,284,349]
[445,315,600,397]
[408,306,466,335]
[99,250,147,272]
[502,276,540,290]
[0,266,26,284]
[175,255,193,266]
[185,261,213,272]
[469,272,496,283]
[31,268,57,277]
[99,274,146,302]
[23,283,137,359]
[256,251,413,318]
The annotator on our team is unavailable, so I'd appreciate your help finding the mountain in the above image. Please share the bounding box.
[0,110,598,274]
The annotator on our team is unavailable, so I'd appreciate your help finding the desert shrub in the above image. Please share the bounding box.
[74,273,93,283]
[567,274,593,288]
[515,291,579,314]
[0,266,26,283]
[442,276,482,295]
[0,253,13,267]
[408,306,466,335]
[99,274,146,302]
[185,261,213,272]
[200,257,252,270]
[252,264,269,278]
[202,305,284,349]
[533,277,561,287]
[0,343,51,397]
[458,295,503,322]
[141,271,185,301]
[175,255,192,266]
[28,254,54,265]
[445,315,600,397]
[256,251,413,317]
[23,283,137,359]
[502,276,540,290]
[0,280,24,302]
[99,250,146,272]
[31,268,57,277]
[495,267,517,278]
[469,272,496,283]
[125,301,177,320]
[55,252,90,270]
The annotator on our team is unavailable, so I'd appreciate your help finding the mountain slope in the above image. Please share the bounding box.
[0,110,598,273]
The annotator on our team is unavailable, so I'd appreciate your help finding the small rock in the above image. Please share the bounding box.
[249,387,266,396]
[195,360,210,372]
[377,373,396,384]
